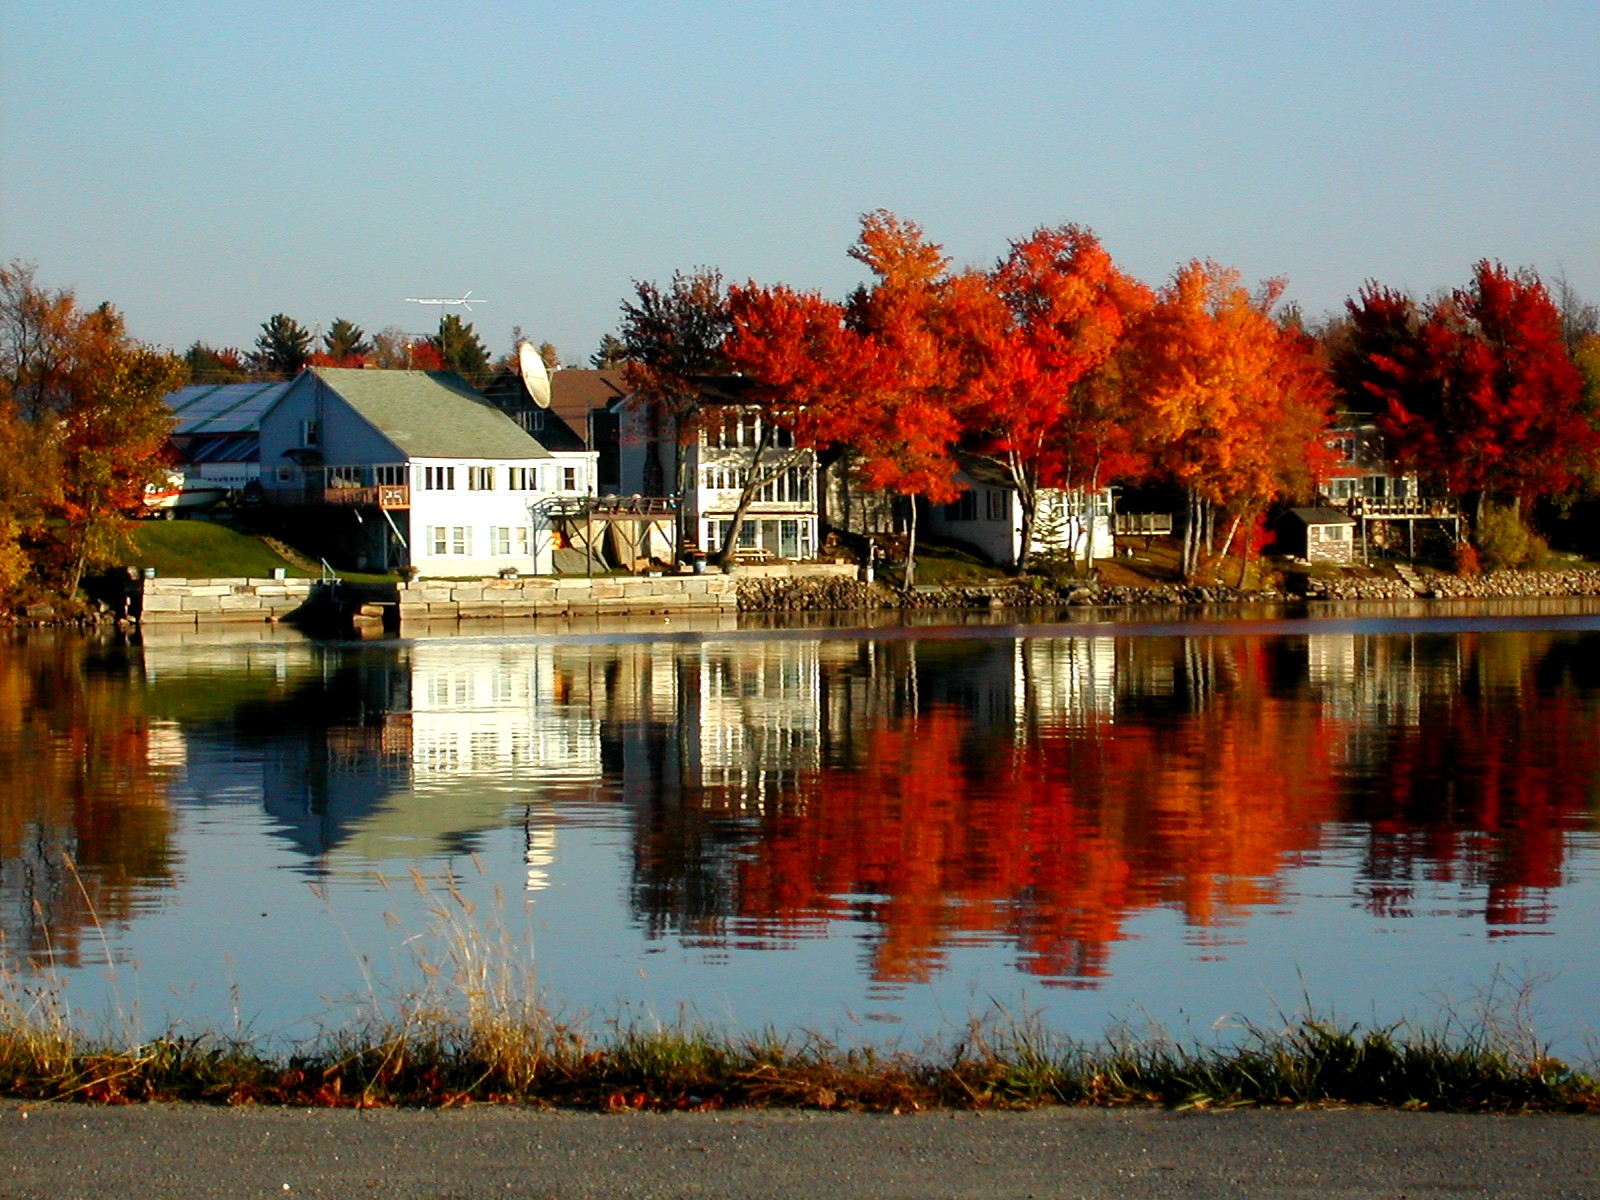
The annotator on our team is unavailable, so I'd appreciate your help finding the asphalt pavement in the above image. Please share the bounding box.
[3,1102,1597,1199]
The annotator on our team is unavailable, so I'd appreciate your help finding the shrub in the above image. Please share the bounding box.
[1474,504,1553,571]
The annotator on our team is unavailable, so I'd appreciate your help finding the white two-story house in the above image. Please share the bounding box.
[617,395,821,562]
[258,368,597,577]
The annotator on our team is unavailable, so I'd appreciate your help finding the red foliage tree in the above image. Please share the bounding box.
[1342,262,1597,521]
[968,226,1152,569]
[841,212,973,586]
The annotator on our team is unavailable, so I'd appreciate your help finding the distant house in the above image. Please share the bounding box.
[481,365,627,495]
[921,459,1115,568]
[1276,507,1358,565]
[257,368,597,576]
[1320,420,1419,512]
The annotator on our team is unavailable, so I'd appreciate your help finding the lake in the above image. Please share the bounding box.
[4,603,1600,1054]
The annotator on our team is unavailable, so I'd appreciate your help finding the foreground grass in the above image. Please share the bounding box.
[6,868,1593,1113]
[3,1000,1594,1112]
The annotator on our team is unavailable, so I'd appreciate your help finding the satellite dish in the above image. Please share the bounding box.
[517,342,551,409]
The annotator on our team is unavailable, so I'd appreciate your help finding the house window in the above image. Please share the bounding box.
[755,464,812,504]
[986,490,1010,521]
[490,526,529,555]
[468,466,495,491]
[560,466,577,491]
[945,492,978,521]
[275,466,297,483]
[300,419,319,447]
[508,466,536,490]
[422,466,455,491]
[430,526,471,555]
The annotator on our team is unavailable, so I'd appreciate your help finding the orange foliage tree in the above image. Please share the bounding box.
[1339,262,1597,528]
[719,284,869,567]
[1126,262,1332,579]
[0,263,182,598]
[840,212,974,587]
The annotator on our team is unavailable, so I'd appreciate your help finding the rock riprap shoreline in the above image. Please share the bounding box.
[737,567,1600,612]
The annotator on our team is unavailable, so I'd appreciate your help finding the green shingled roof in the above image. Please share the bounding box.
[314,368,551,460]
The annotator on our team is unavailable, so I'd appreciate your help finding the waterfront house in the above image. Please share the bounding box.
[617,392,822,562]
[921,459,1115,568]
[257,367,597,576]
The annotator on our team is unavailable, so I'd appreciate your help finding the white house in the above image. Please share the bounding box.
[257,368,598,577]
[617,395,821,562]
[921,460,1114,568]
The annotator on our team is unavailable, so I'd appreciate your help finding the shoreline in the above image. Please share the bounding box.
[5,564,1600,632]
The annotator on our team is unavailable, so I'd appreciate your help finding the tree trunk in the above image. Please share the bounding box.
[1217,511,1243,561]
[1016,489,1037,574]
[713,431,803,569]
[671,429,687,569]
[903,499,919,591]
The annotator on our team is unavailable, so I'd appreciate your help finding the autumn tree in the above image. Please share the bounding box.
[250,313,313,377]
[718,284,867,566]
[838,211,973,588]
[322,317,370,364]
[1338,262,1597,527]
[1127,262,1332,579]
[590,333,628,368]
[969,225,1151,570]
[369,325,415,369]
[430,314,490,382]
[0,264,182,599]
[618,268,733,562]
[183,342,249,384]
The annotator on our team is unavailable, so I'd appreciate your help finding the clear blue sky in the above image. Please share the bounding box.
[3,1,1596,363]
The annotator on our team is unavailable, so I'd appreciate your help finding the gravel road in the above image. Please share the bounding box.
[3,1102,1596,1199]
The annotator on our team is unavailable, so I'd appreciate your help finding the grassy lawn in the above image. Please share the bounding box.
[124,519,313,579]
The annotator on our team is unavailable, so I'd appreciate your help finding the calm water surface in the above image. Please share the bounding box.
[5,604,1600,1051]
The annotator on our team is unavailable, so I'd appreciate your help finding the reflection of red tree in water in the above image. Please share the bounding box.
[730,634,1600,986]
[736,680,1345,985]
[1348,672,1599,929]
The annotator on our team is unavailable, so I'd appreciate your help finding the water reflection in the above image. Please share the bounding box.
[0,636,176,965]
[3,622,1599,998]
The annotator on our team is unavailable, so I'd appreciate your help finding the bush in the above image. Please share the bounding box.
[1473,504,1553,571]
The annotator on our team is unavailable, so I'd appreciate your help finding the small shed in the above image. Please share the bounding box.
[1278,507,1358,565]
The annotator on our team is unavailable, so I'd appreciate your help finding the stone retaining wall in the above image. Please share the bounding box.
[136,577,317,624]
[396,574,737,623]
[740,568,1600,612]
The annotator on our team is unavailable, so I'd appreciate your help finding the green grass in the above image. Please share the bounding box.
[884,539,1009,588]
[125,520,314,579]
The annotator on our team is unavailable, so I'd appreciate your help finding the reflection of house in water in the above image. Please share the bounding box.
[695,641,821,804]
[1303,633,1462,733]
[1018,638,1117,728]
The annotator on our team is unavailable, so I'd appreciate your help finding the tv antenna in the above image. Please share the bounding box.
[405,290,485,313]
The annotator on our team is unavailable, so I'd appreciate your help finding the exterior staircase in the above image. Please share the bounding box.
[1393,563,1431,597]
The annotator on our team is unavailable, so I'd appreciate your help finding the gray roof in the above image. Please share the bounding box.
[165,381,293,434]
[1285,506,1357,526]
[314,368,551,460]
